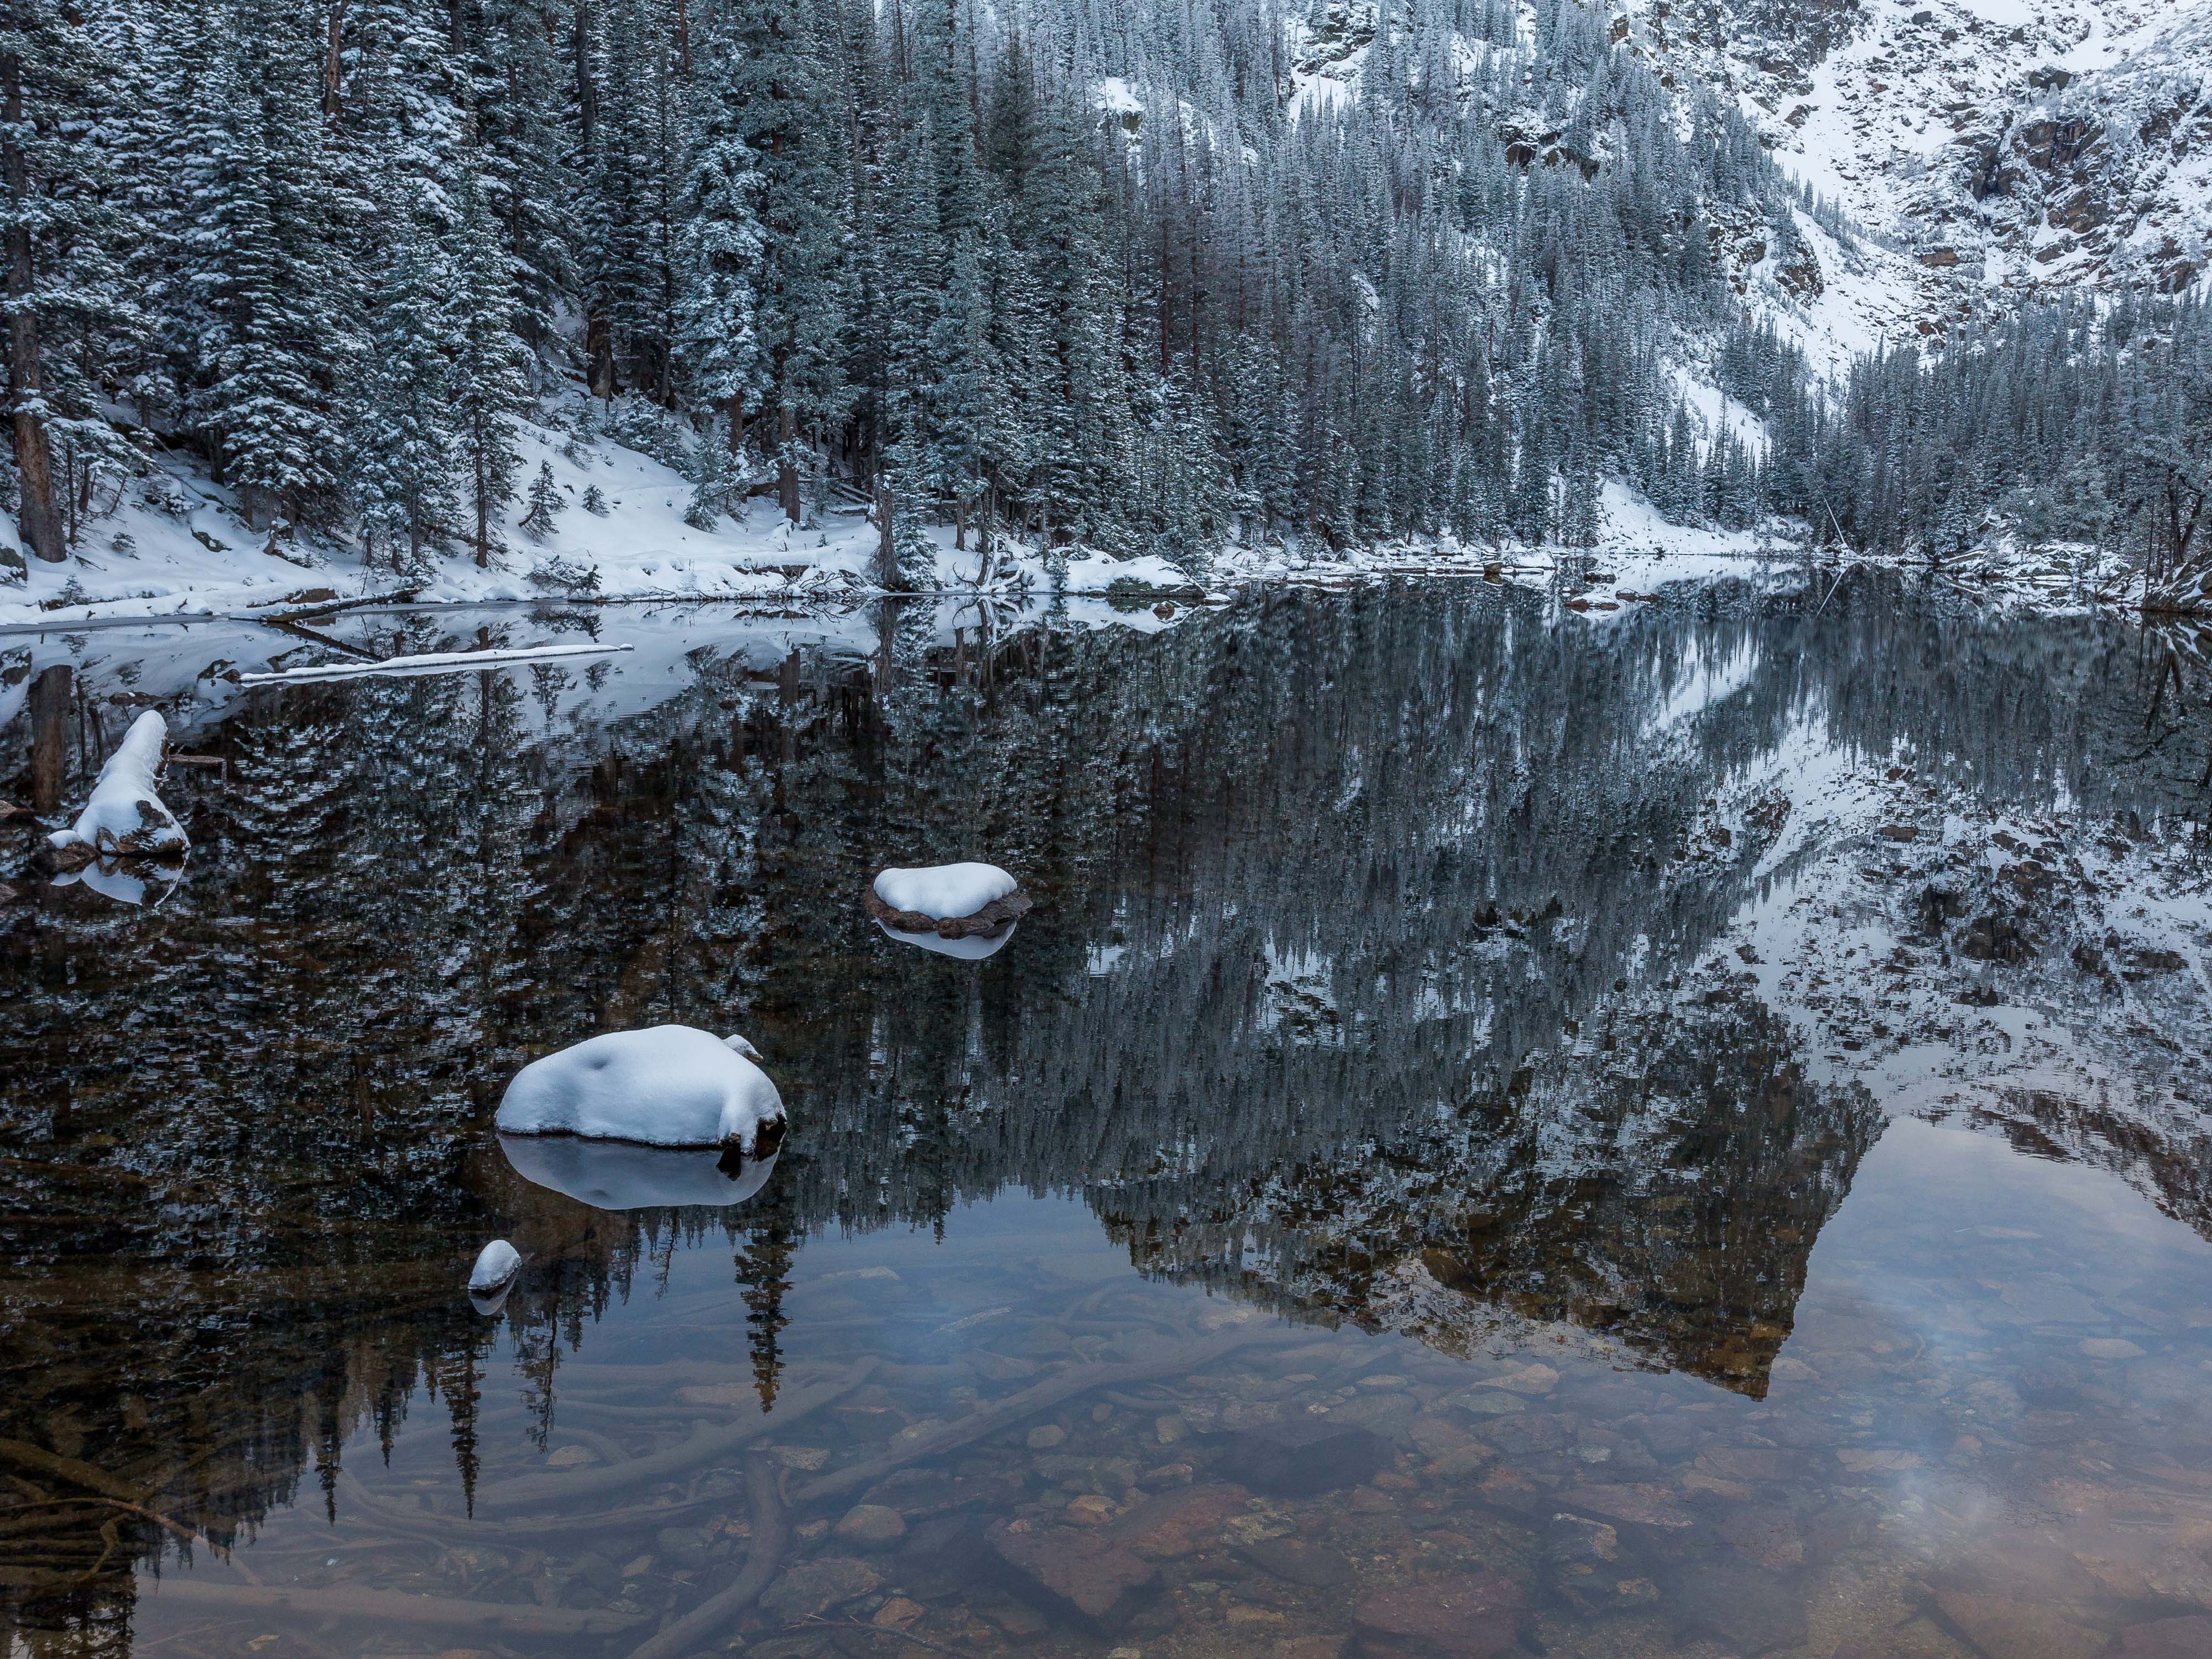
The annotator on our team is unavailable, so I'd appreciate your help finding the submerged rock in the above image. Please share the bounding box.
[494,1025,785,1154]
[1352,1572,1525,1657]
[47,711,189,861]
[865,862,1032,941]
[1207,1422,1394,1495]
[988,1520,1155,1627]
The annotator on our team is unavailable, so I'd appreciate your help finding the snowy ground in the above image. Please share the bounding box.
[0,396,2138,638]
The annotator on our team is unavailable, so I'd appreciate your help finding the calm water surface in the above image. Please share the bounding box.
[4,579,2211,1659]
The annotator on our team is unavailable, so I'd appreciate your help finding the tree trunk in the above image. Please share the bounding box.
[474,441,490,567]
[29,662,70,814]
[3,47,64,564]
[874,474,896,588]
[778,403,800,524]
[322,2,348,119]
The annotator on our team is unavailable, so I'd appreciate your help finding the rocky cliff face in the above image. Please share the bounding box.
[1621,0,2211,307]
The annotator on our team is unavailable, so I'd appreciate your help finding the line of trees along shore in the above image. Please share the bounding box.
[1,1,2205,584]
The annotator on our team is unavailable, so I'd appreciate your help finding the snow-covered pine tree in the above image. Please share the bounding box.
[353,210,457,570]
[446,175,531,566]
[520,458,565,537]
[186,8,354,530]
[723,0,847,523]
[672,8,764,455]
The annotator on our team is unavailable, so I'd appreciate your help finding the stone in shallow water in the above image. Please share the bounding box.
[832,1504,907,1549]
[1350,1571,1525,1657]
[758,1557,883,1624]
[1241,1536,1356,1591]
[988,1520,1156,1626]
[896,1514,998,1598]
[1208,1423,1394,1495]
[2121,1615,2212,1657]
[1117,1485,1248,1559]
[1674,1562,1808,1656]
[1935,1592,2110,1659]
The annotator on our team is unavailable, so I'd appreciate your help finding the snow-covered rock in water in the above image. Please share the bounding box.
[468,1238,522,1315]
[48,712,188,859]
[469,1239,521,1292]
[865,862,1031,939]
[874,918,1020,960]
[494,1025,786,1155]
[499,1134,780,1211]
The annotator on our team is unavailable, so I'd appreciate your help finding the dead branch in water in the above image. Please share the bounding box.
[621,1457,786,1659]
[793,1323,1296,1506]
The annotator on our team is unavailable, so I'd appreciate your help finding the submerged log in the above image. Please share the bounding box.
[620,1456,787,1659]
[129,1575,647,1636]
[471,1359,873,1511]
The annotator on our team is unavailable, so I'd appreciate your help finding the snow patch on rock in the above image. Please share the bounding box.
[469,1239,521,1293]
[872,863,1019,921]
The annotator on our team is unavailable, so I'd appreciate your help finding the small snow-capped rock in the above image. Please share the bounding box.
[47,712,189,860]
[873,862,1018,919]
[469,1239,521,1293]
[494,1024,786,1154]
[865,862,1031,941]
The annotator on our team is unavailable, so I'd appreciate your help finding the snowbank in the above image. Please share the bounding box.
[872,863,1019,920]
[499,1134,780,1211]
[875,918,1020,960]
[494,1025,786,1155]
[48,711,189,859]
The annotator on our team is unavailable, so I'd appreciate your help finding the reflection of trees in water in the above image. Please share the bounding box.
[2,578,2206,1629]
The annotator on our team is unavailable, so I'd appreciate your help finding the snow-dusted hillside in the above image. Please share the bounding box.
[1623,0,2211,302]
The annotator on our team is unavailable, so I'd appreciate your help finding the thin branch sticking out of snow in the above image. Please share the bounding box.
[238,641,633,685]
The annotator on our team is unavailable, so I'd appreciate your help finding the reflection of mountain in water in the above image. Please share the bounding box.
[3,578,2207,1624]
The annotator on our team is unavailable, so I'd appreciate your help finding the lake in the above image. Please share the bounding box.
[4,577,2211,1659]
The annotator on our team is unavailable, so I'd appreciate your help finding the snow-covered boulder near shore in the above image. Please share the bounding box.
[864,862,1031,940]
[47,712,189,860]
[494,1025,786,1157]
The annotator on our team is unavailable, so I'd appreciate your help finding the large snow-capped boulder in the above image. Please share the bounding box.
[48,712,189,860]
[494,1025,786,1155]
[498,1134,780,1210]
[865,862,1031,940]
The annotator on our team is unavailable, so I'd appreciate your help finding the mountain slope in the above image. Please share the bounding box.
[1623,0,2211,304]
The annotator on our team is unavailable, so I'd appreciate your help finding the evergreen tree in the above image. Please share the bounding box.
[447,176,531,566]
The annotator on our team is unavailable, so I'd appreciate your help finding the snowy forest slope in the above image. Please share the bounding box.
[0,0,2203,609]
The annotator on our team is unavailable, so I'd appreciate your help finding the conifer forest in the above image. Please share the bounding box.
[1,0,2206,584]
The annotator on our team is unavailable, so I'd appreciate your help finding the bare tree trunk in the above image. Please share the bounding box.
[778,403,799,524]
[29,662,69,814]
[322,2,348,119]
[4,46,64,564]
[874,474,896,588]
[474,440,490,567]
